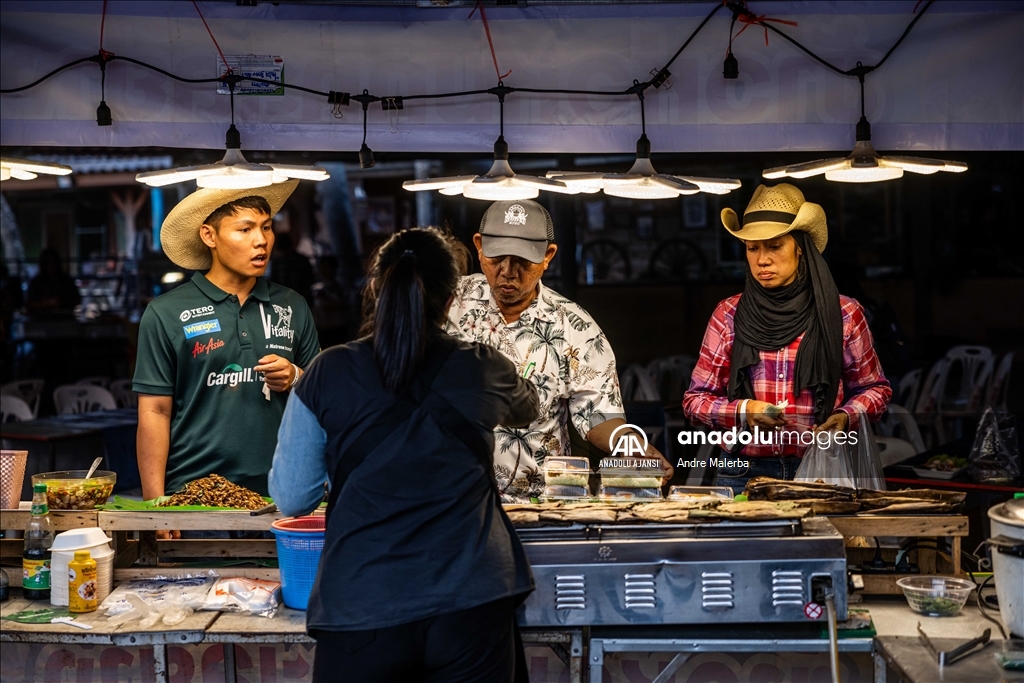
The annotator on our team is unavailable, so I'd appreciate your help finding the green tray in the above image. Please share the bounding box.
[96,495,272,512]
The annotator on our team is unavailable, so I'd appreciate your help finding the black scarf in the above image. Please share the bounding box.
[728,230,844,425]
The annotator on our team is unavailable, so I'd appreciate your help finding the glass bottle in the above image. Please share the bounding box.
[22,482,53,601]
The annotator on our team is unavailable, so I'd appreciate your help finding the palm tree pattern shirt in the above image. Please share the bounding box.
[445,274,623,501]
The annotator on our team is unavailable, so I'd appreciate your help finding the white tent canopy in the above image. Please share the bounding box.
[0,1,1020,153]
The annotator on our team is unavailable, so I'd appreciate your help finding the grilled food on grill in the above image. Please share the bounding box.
[159,474,267,510]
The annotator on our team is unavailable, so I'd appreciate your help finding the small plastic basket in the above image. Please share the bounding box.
[0,451,29,510]
[271,516,326,610]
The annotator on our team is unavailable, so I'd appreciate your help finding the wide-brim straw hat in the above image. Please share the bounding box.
[721,183,828,253]
[161,180,299,270]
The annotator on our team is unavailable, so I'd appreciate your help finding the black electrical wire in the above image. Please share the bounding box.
[0,56,95,93]
[976,573,1008,639]
[0,1,939,124]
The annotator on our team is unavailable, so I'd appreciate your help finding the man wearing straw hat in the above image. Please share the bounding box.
[133,181,320,518]
[683,184,891,491]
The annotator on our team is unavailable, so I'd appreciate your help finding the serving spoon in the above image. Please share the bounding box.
[85,457,103,479]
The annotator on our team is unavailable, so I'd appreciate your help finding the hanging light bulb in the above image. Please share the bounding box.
[763,69,966,183]
[546,92,741,199]
[403,89,572,201]
[136,83,328,189]
[0,157,73,182]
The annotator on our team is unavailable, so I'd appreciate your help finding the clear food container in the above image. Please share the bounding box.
[601,475,663,488]
[542,485,589,500]
[544,457,591,487]
[896,576,974,617]
[31,470,116,510]
[668,486,734,502]
[598,486,663,501]
[598,457,664,476]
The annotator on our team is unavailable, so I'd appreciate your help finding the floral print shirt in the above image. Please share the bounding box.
[445,274,623,502]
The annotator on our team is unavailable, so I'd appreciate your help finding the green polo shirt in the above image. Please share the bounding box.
[133,273,320,496]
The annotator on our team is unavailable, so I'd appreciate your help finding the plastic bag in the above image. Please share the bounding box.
[202,577,281,618]
[100,572,217,625]
[794,429,856,488]
[969,407,1021,483]
[849,407,886,490]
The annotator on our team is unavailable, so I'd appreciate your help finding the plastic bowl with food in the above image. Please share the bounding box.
[31,470,116,510]
[896,576,974,617]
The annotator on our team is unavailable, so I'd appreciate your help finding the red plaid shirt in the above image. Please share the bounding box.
[682,294,892,457]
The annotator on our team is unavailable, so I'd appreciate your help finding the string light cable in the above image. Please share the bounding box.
[0,1,958,189]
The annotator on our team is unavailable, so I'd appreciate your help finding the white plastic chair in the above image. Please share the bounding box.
[646,355,696,407]
[985,352,1014,412]
[874,403,921,467]
[53,385,117,414]
[619,364,660,402]
[914,358,951,446]
[1,394,34,423]
[0,379,45,418]
[75,376,111,389]
[942,345,994,410]
[896,369,923,416]
[108,379,137,408]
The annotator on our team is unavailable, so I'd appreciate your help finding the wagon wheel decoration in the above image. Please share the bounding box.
[646,238,708,282]
[579,239,631,284]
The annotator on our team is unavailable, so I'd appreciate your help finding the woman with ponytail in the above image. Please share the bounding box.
[270,228,539,683]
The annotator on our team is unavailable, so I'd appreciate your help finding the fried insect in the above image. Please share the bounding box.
[159,474,267,510]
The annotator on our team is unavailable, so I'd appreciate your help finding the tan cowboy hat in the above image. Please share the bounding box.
[721,183,828,253]
[160,180,299,270]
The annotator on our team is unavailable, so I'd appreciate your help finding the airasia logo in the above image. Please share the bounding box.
[192,338,225,358]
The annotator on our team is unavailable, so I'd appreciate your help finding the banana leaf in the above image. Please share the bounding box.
[96,495,272,512]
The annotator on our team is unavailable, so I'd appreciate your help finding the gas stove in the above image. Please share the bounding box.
[517,517,847,626]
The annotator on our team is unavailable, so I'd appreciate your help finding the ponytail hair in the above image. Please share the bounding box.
[365,228,459,393]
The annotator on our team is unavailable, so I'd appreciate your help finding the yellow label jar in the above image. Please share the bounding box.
[68,550,97,613]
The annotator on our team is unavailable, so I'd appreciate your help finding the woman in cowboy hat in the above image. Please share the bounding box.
[683,183,891,491]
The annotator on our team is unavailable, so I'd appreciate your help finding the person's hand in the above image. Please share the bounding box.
[256,355,297,392]
[813,411,849,433]
[644,443,675,484]
[745,400,788,429]
[156,529,181,540]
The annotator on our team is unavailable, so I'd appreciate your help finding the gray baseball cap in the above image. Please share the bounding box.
[478,200,554,264]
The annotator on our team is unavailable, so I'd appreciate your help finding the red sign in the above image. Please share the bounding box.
[192,338,225,358]
[804,602,823,620]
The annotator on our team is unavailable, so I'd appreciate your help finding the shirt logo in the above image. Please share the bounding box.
[260,303,294,342]
[207,363,262,387]
[192,338,225,358]
[183,319,221,339]
[179,305,216,322]
[504,204,527,226]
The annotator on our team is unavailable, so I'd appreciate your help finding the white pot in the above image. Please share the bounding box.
[988,498,1024,638]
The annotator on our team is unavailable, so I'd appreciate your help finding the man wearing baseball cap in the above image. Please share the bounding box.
[446,199,672,502]
[133,180,320,517]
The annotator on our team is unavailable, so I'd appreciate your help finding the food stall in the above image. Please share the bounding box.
[3,463,1019,683]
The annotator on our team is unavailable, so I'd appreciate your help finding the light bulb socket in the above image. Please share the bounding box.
[358,143,375,169]
[723,52,739,79]
[225,124,242,149]
[635,133,652,159]
[855,115,872,142]
[493,135,509,160]
[96,101,112,126]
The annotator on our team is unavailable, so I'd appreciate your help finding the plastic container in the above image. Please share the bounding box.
[601,475,663,488]
[68,550,98,613]
[271,516,326,610]
[542,485,589,500]
[896,576,974,617]
[597,457,664,476]
[543,457,591,487]
[32,470,116,510]
[667,486,734,502]
[0,450,28,509]
[598,486,663,500]
[50,528,114,607]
